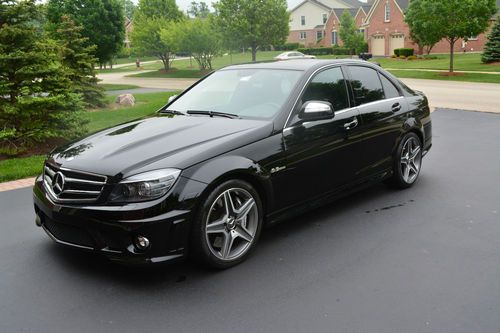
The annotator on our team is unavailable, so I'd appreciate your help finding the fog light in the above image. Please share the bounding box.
[133,235,150,251]
[35,214,42,227]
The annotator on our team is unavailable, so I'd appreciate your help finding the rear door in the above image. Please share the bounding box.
[346,65,406,179]
[276,66,361,209]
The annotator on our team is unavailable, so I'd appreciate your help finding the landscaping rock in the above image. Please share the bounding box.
[115,94,135,106]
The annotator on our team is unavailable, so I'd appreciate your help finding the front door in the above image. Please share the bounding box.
[276,66,361,210]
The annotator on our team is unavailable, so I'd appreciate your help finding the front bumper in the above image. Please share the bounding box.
[33,175,205,264]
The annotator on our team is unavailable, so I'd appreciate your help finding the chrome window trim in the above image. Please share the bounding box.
[354,96,405,109]
[283,64,349,130]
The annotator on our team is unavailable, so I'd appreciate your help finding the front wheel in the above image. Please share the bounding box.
[387,132,423,189]
[191,180,263,269]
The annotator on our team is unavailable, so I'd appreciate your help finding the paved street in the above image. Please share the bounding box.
[1,109,499,333]
[98,71,500,113]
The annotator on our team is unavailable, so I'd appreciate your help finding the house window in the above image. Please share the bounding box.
[300,32,307,40]
[332,31,338,45]
[317,30,324,41]
[468,35,478,40]
[322,13,327,24]
[301,16,306,25]
[384,3,390,22]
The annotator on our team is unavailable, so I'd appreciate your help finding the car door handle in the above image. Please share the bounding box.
[392,102,402,112]
[343,118,358,130]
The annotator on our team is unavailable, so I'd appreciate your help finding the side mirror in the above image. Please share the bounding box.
[299,101,334,122]
[168,95,178,104]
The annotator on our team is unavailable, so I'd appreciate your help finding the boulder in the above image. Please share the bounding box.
[115,94,135,107]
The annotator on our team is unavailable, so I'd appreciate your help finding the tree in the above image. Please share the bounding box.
[405,0,497,72]
[214,0,289,62]
[134,0,183,20]
[405,0,442,55]
[120,0,136,19]
[166,18,221,71]
[46,0,125,68]
[339,10,365,56]
[130,0,184,71]
[187,1,210,18]
[0,0,86,154]
[482,17,500,63]
[50,16,105,108]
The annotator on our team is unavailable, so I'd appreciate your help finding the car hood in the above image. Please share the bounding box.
[49,114,273,178]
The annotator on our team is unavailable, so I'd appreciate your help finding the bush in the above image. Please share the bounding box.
[391,54,397,58]
[399,55,407,59]
[407,55,417,60]
[298,47,351,56]
[275,43,302,51]
[394,48,415,57]
[332,47,351,55]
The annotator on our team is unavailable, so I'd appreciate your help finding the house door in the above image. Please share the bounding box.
[389,34,405,56]
[371,35,385,56]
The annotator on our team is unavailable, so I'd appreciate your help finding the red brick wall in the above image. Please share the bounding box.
[288,29,325,47]
[365,0,494,56]
[366,0,411,56]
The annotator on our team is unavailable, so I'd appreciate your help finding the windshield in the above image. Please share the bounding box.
[167,68,303,119]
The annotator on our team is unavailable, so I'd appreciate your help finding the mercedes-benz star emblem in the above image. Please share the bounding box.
[52,172,65,195]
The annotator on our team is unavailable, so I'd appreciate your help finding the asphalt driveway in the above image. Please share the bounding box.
[0,109,499,333]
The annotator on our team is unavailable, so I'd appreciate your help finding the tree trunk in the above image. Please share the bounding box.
[449,39,456,73]
[251,44,257,62]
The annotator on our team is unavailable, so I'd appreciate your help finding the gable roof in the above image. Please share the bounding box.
[333,8,359,19]
[394,0,409,11]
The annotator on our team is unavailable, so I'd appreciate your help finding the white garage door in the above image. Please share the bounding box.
[389,34,405,56]
[371,35,385,56]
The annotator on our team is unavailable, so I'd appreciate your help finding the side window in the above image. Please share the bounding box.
[301,67,349,112]
[379,74,400,99]
[348,66,384,105]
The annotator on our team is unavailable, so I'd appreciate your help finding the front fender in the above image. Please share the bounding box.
[182,155,274,211]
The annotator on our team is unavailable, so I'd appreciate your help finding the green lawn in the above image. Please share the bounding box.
[112,56,157,65]
[99,84,140,91]
[0,155,47,183]
[373,53,500,72]
[388,70,500,84]
[0,91,177,183]
[127,51,284,78]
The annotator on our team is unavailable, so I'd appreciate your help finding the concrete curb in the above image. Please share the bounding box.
[0,177,36,192]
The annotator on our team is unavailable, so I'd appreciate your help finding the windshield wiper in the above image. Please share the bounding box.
[187,110,240,119]
[159,109,185,115]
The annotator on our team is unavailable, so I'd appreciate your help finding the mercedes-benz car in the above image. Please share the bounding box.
[33,59,432,269]
[274,51,316,60]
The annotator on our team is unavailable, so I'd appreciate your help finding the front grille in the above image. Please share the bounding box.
[43,163,107,203]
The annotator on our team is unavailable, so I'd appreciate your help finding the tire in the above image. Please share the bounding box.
[387,132,423,189]
[190,179,263,269]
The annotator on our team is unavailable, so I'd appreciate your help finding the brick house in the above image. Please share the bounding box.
[362,0,499,56]
[288,0,499,56]
[288,0,373,47]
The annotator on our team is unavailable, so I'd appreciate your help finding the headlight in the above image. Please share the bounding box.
[108,169,181,203]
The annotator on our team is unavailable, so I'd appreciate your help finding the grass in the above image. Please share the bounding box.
[112,56,157,65]
[0,91,177,183]
[387,70,500,84]
[0,155,47,183]
[125,51,284,78]
[99,84,140,91]
[373,53,500,72]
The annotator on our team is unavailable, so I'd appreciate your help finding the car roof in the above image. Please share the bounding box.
[221,59,377,72]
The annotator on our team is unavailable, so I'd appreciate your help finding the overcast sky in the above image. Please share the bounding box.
[175,0,303,11]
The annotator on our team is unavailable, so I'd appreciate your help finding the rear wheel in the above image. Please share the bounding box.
[388,132,422,189]
[191,179,263,269]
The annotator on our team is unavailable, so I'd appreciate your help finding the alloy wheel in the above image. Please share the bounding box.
[400,137,422,184]
[204,188,259,261]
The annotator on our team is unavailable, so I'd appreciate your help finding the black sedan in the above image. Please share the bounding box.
[33,59,432,269]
